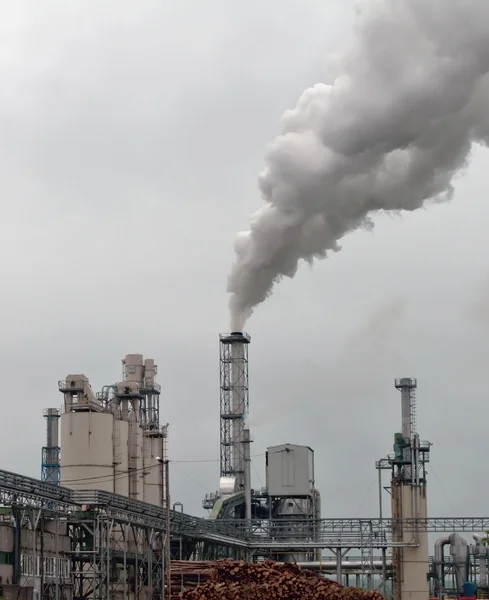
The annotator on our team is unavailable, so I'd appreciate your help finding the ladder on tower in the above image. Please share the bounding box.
[410,386,417,439]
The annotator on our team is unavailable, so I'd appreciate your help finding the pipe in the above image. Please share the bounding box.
[13,509,21,585]
[412,433,420,544]
[230,340,247,490]
[243,428,252,527]
[40,517,45,599]
[449,533,469,593]
[165,459,171,600]
[434,536,451,595]
[378,466,387,598]
[313,489,322,562]
[288,561,392,571]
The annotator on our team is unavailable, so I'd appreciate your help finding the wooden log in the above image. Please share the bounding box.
[178,559,387,600]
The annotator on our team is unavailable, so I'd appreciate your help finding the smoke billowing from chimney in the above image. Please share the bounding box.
[227,0,489,330]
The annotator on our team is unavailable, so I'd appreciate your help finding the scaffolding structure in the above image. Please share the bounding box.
[219,332,250,491]
[4,466,489,598]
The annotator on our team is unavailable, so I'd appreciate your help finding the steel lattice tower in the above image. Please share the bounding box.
[41,408,61,485]
[219,332,250,491]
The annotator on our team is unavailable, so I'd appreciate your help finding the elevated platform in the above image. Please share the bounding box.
[0,467,488,550]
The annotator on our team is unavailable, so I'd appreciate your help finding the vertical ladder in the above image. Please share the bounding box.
[410,387,417,439]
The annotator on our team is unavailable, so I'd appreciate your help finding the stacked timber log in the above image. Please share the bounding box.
[169,561,213,598]
[176,559,386,600]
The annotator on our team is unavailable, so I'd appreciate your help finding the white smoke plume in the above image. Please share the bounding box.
[228,0,489,330]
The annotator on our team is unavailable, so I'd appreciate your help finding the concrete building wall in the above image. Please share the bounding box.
[114,419,130,496]
[0,525,14,552]
[143,436,163,506]
[21,527,71,554]
[0,564,14,584]
[0,584,33,600]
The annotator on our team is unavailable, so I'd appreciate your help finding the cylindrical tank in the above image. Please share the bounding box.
[45,408,59,447]
[144,358,156,385]
[114,418,129,496]
[60,412,114,492]
[123,354,144,383]
[143,435,163,506]
[313,489,322,561]
[450,533,470,593]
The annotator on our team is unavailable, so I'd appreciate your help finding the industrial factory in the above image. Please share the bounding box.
[0,333,485,600]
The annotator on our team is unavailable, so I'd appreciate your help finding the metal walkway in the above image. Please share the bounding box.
[0,467,488,551]
[0,468,247,547]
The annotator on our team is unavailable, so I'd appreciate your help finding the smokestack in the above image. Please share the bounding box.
[227,0,489,328]
[41,408,60,485]
[243,427,252,525]
[219,331,251,493]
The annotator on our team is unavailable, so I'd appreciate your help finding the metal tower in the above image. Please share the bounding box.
[219,331,250,492]
[114,354,164,502]
[41,408,60,485]
[391,378,431,600]
[395,377,417,480]
[392,378,431,483]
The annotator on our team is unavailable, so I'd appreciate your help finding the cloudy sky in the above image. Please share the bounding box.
[1,0,488,522]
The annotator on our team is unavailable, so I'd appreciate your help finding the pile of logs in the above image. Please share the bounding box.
[169,561,213,598]
[176,560,386,600]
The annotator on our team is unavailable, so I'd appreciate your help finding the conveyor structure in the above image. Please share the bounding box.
[2,467,489,599]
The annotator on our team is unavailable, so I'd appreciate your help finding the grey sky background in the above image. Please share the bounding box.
[1,1,488,519]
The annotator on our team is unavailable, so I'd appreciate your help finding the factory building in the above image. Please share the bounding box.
[265,444,321,563]
[203,333,322,562]
[36,354,168,600]
[56,354,167,504]
[0,335,488,600]
[0,513,71,600]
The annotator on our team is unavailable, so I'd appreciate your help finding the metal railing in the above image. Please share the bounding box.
[1,467,489,549]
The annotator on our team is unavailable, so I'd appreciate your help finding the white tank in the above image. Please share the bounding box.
[60,412,114,492]
[143,358,156,385]
[143,436,163,506]
[113,418,129,496]
[123,354,144,383]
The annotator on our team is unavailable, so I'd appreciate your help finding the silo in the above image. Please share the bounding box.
[143,358,159,426]
[123,354,144,383]
[60,411,114,492]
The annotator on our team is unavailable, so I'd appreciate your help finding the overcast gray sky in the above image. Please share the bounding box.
[1,1,488,520]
